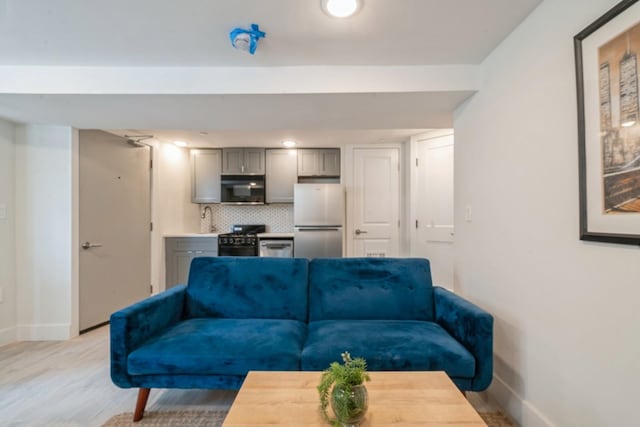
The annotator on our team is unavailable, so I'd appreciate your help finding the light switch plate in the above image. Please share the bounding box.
[0,204,6,220]
[464,205,473,222]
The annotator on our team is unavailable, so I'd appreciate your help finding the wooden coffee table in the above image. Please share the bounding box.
[222,371,487,426]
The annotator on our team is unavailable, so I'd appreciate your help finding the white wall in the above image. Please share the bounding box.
[0,118,16,345]
[151,142,199,292]
[454,0,640,426]
[15,125,74,340]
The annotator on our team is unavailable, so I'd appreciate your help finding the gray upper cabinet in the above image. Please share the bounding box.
[266,149,297,203]
[297,149,341,177]
[222,148,265,175]
[244,148,266,174]
[191,149,222,203]
[222,148,244,174]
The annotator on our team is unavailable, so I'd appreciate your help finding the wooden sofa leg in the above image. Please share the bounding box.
[133,388,151,422]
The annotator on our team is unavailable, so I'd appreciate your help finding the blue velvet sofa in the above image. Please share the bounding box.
[110,257,493,421]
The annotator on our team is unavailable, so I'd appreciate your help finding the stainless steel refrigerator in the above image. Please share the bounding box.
[294,183,344,258]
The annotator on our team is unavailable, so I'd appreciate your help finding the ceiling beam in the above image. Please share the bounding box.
[0,65,480,95]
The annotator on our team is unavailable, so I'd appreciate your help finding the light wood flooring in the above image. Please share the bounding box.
[0,326,498,427]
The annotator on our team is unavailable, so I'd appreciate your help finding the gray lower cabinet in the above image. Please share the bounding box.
[165,237,217,289]
[266,149,297,203]
[297,148,340,177]
[191,149,222,203]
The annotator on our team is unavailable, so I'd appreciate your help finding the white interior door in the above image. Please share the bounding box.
[413,134,454,288]
[79,130,151,332]
[349,148,400,257]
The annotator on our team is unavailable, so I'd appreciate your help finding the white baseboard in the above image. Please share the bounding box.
[16,323,71,341]
[489,374,556,427]
[0,326,17,347]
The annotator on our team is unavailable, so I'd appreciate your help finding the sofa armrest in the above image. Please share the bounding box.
[433,286,493,391]
[110,285,187,388]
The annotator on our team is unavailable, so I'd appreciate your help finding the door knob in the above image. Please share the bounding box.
[82,241,103,250]
[355,229,368,235]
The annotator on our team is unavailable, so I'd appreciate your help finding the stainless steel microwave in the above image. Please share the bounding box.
[221,175,265,204]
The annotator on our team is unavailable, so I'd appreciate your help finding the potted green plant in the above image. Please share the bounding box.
[317,352,371,427]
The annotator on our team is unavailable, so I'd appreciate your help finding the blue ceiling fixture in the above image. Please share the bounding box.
[229,24,266,55]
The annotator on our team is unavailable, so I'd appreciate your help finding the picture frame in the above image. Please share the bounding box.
[575,0,640,245]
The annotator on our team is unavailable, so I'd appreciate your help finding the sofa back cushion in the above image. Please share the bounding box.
[185,257,309,321]
[308,258,434,321]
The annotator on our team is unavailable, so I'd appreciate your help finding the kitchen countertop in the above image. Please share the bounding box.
[164,232,294,238]
[257,233,294,239]
[164,233,219,238]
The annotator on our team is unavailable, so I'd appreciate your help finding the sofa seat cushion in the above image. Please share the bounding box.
[301,320,475,378]
[128,318,306,376]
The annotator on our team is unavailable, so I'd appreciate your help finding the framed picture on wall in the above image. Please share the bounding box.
[575,0,640,245]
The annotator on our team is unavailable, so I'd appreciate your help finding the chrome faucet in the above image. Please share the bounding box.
[201,206,216,233]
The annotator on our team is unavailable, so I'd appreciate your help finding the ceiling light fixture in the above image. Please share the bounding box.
[282,140,297,148]
[174,140,188,147]
[321,0,362,18]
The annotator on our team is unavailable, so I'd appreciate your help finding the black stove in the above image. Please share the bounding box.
[218,224,266,256]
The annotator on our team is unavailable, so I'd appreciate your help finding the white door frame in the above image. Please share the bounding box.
[408,129,455,284]
[343,143,409,257]
[71,131,154,336]
[409,130,454,248]
[71,130,80,337]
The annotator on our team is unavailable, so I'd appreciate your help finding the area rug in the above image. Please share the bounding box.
[102,410,516,426]
[102,410,227,427]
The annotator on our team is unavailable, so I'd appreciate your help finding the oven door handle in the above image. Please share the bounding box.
[262,244,290,249]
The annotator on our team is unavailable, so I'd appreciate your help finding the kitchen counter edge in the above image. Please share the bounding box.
[257,233,294,239]
[164,233,220,238]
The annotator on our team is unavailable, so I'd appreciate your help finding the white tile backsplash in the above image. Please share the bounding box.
[200,204,294,233]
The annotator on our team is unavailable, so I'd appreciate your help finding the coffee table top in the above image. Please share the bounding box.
[222,371,487,427]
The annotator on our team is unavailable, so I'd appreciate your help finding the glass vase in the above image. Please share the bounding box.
[330,383,369,427]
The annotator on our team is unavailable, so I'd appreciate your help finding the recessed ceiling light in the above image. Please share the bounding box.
[321,0,362,18]
[282,140,297,148]
[174,140,188,147]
